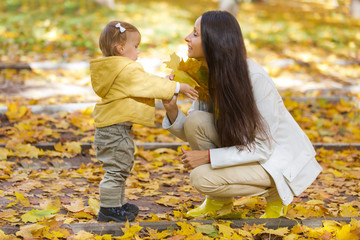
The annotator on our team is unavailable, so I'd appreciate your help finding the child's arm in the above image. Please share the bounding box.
[121,62,197,100]
[179,83,199,100]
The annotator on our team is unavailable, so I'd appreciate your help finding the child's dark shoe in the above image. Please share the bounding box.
[97,207,135,222]
[122,203,139,217]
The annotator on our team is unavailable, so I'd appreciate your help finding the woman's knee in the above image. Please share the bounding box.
[184,111,213,137]
[190,165,217,194]
[184,111,205,134]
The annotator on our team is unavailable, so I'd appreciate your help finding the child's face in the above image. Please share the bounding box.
[121,31,140,61]
[185,16,205,61]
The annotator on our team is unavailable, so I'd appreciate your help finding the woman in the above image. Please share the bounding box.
[162,11,322,218]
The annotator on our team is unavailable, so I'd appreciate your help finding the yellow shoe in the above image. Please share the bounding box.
[260,199,288,218]
[186,198,233,218]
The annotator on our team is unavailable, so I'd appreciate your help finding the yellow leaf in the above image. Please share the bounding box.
[44,230,67,239]
[73,212,94,220]
[21,209,58,223]
[173,210,183,218]
[174,70,199,88]
[120,221,143,239]
[178,58,202,79]
[5,102,30,121]
[175,222,196,236]
[336,224,359,240]
[146,228,170,239]
[63,198,85,213]
[88,198,100,215]
[16,223,45,239]
[236,229,253,238]
[234,197,262,209]
[96,235,113,240]
[155,196,180,207]
[39,198,61,212]
[0,209,20,222]
[164,52,180,70]
[284,233,302,240]
[65,141,82,154]
[63,218,75,224]
[0,148,10,160]
[7,192,30,208]
[322,220,341,232]
[55,141,81,155]
[306,200,325,205]
[137,172,150,180]
[0,230,17,240]
[82,106,93,116]
[14,144,42,159]
[217,222,235,237]
[166,53,209,101]
[73,230,95,240]
[195,224,218,237]
[55,142,67,153]
[134,144,139,156]
[148,213,160,221]
[40,218,71,239]
[263,227,289,237]
[340,204,360,217]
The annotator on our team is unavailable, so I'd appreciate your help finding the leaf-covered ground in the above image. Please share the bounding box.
[0,104,359,239]
[1,0,360,239]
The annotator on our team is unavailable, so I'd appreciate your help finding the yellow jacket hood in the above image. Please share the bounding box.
[90,56,133,98]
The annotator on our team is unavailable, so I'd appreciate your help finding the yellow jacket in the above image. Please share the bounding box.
[90,56,177,127]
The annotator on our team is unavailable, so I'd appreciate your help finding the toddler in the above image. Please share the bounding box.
[91,20,198,222]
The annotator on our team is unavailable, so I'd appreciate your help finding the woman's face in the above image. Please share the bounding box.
[185,16,205,61]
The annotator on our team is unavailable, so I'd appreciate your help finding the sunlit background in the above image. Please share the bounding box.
[0,0,359,103]
[1,2,360,237]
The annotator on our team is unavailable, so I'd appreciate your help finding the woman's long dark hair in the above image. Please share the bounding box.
[201,10,270,148]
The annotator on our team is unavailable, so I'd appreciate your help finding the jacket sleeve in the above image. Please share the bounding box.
[210,73,281,168]
[122,62,177,100]
[162,100,200,141]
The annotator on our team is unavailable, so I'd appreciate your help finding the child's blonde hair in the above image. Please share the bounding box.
[99,21,140,57]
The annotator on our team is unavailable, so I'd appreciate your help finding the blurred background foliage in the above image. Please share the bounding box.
[1,0,359,63]
[0,0,359,106]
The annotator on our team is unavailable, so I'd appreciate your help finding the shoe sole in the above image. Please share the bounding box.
[97,211,135,222]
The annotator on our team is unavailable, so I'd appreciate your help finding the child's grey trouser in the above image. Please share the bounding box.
[94,124,134,208]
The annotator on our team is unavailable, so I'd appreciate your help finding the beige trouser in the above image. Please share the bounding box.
[94,124,134,207]
[184,111,279,202]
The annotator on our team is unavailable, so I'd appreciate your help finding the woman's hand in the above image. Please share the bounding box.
[162,95,178,124]
[181,147,209,170]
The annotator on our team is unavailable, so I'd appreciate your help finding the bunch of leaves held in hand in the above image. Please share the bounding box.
[165,53,209,101]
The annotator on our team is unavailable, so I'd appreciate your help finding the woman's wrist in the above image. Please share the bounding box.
[165,108,178,125]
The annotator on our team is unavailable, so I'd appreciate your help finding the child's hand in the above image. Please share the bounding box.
[167,74,175,80]
[179,83,198,100]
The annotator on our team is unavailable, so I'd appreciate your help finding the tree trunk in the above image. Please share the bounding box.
[219,0,240,16]
[350,0,360,18]
[95,0,115,9]
[219,0,264,16]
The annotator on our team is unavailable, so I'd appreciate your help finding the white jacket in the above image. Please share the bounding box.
[163,59,322,205]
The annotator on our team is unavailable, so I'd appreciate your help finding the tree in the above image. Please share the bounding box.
[95,0,115,9]
[350,0,360,18]
[219,0,263,16]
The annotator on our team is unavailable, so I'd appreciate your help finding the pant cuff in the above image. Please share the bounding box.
[100,187,122,207]
[206,195,233,202]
